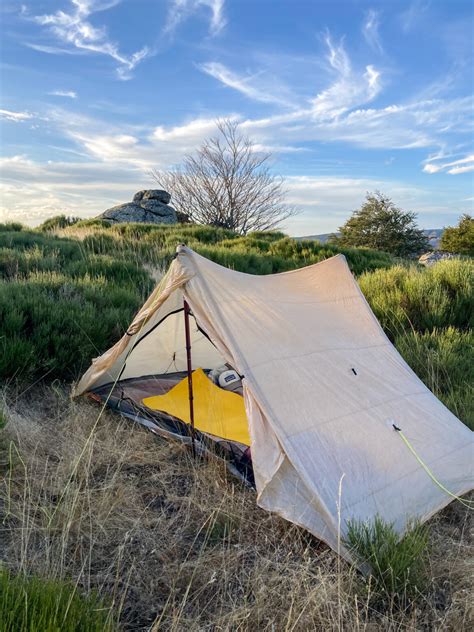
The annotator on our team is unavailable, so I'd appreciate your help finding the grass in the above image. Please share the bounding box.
[359,259,474,336]
[0,219,472,629]
[344,517,430,605]
[0,390,472,630]
[0,222,393,384]
[0,568,116,632]
[396,327,474,429]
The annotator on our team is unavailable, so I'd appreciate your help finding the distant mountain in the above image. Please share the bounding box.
[295,229,444,249]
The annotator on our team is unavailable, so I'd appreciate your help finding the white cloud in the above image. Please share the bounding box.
[165,0,226,36]
[310,35,381,120]
[200,62,293,106]
[0,108,34,121]
[49,90,78,99]
[362,9,383,53]
[29,0,152,80]
[1,152,465,233]
[153,116,223,143]
[423,153,474,175]
[0,154,150,225]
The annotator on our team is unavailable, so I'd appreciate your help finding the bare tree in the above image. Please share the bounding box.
[153,120,297,234]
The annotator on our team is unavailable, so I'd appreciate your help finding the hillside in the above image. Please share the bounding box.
[0,220,473,631]
[297,228,444,249]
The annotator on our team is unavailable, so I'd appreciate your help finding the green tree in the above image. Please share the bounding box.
[440,214,474,255]
[333,192,429,257]
[39,214,81,232]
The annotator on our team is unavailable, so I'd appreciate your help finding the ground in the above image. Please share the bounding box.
[1,385,472,631]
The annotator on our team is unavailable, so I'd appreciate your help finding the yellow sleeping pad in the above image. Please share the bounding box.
[142,368,250,446]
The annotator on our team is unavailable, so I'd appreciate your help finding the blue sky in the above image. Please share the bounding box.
[0,0,473,235]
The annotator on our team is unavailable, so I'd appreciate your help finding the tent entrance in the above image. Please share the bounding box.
[88,292,253,483]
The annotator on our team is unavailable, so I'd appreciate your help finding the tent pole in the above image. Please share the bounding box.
[183,299,196,458]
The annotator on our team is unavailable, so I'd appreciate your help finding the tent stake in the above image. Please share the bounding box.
[183,299,196,458]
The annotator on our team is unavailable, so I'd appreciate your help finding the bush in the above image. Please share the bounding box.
[0,222,23,232]
[64,222,393,275]
[0,568,116,632]
[359,259,474,336]
[345,516,429,603]
[0,273,143,382]
[38,214,81,232]
[334,191,430,257]
[395,327,474,429]
[440,214,474,256]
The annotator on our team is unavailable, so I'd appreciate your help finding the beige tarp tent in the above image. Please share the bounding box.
[75,245,474,559]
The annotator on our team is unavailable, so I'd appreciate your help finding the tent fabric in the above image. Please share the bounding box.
[143,368,250,446]
[75,245,474,560]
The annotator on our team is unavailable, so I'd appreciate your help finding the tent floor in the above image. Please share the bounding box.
[90,373,254,486]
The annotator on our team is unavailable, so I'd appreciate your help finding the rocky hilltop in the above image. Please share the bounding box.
[98,190,187,224]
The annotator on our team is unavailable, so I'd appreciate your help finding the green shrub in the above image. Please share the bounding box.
[0,568,116,632]
[38,214,81,232]
[440,214,474,255]
[359,259,474,336]
[0,230,84,262]
[0,273,143,382]
[0,222,24,232]
[64,223,393,275]
[396,327,474,429]
[345,516,429,603]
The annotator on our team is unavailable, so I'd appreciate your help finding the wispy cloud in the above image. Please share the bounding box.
[165,0,226,36]
[0,108,34,121]
[28,0,152,80]
[423,153,474,175]
[49,90,78,99]
[1,153,466,232]
[200,62,293,106]
[310,34,381,119]
[362,9,383,53]
[400,1,429,33]
[0,153,149,225]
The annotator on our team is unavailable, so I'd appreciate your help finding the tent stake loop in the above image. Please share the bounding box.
[183,298,196,458]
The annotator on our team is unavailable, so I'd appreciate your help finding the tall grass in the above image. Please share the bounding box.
[396,327,474,429]
[359,259,474,336]
[0,223,393,384]
[345,517,430,605]
[0,220,472,629]
[1,393,471,630]
[0,568,116,632]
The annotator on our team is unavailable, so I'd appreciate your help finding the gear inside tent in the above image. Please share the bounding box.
[75,245,474,560]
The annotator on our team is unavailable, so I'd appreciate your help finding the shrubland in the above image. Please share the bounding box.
[0,220,472,630]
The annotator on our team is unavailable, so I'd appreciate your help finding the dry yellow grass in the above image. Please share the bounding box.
[1,386,472,631]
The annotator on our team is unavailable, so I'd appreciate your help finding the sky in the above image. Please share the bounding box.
[0,0,473,235]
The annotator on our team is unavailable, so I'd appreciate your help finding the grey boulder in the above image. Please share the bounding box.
[98,189,177,225]
[140,199,175,215]
[133,189,171,204]
[418,251,458,267]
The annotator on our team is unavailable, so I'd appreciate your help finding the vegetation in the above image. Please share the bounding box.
[0,568,116,632]
[38,214,82,232]
[0,222,393,383]
[333,191,430,257]
[345,517,430,604]
[0,393,471,631]
[358,259,474,336]
[395,327,474,429]
[440,213,474,255]
[0,218,472,630]
[154,120,298,234]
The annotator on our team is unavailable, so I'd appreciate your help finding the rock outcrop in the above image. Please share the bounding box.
[418,251,458,267]
[99,190,177,224]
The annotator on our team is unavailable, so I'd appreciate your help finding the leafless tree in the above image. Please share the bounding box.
[153,120,298,234]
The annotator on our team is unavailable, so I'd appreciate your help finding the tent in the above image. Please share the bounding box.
[75,245,474,559]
